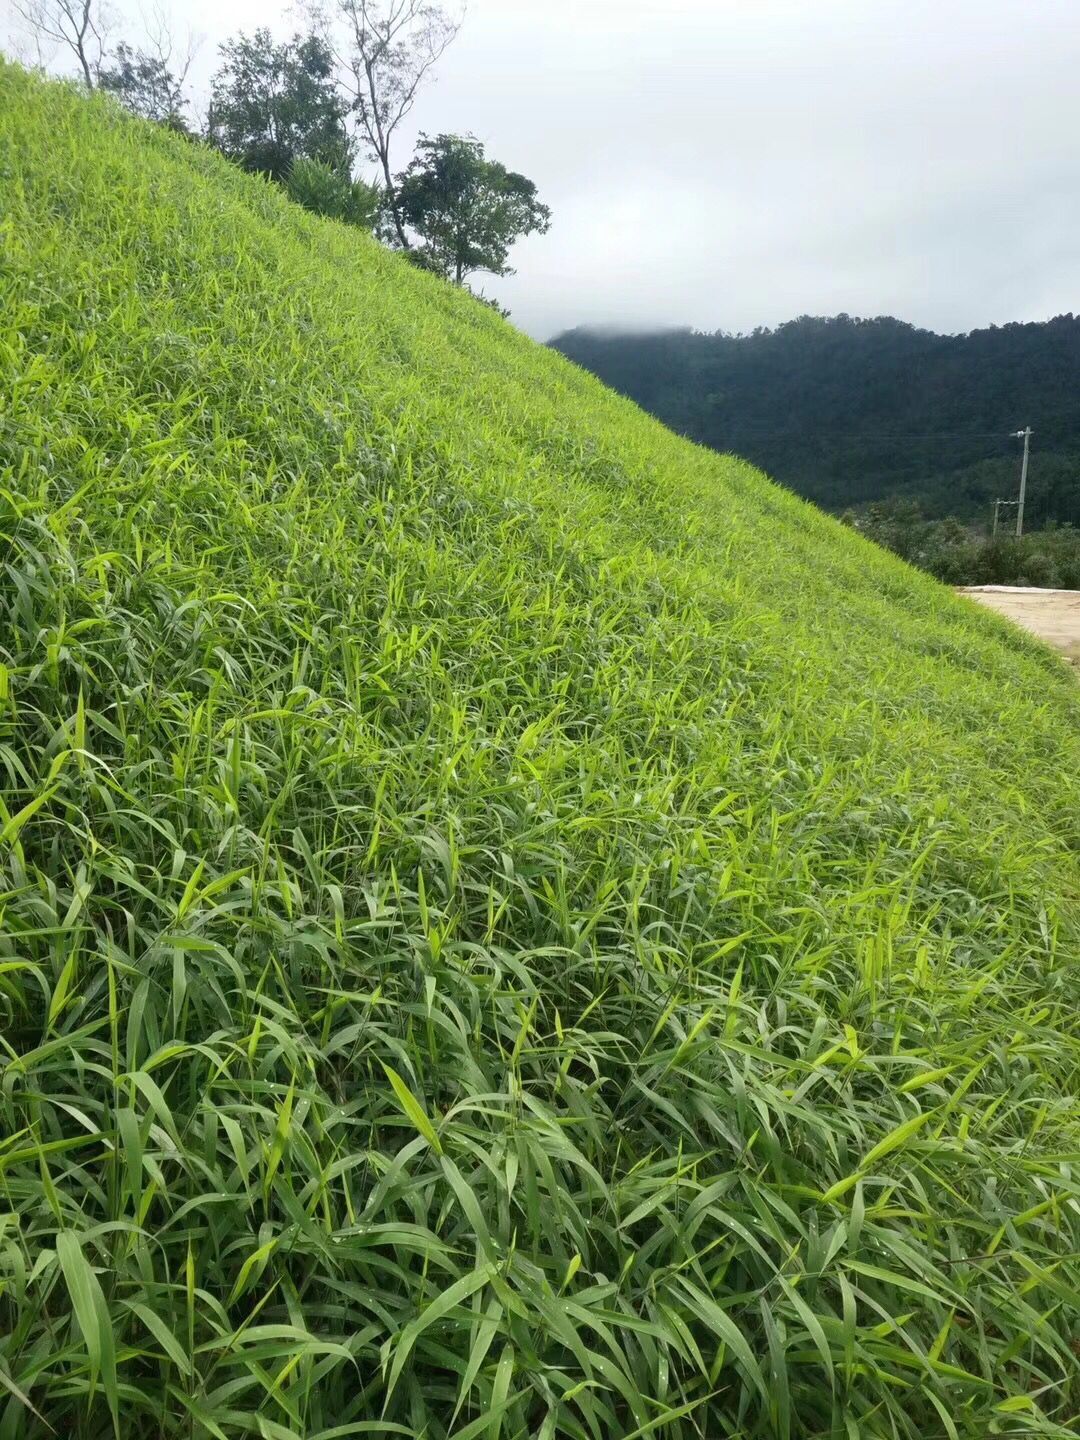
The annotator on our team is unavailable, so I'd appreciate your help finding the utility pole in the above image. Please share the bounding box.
[1012,427,1032,538]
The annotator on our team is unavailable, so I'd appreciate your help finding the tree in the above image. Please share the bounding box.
[286,155,378,228]
[208,30,353,184]
[395,132,551,285]
[331,0,461,249]
[10,0,109,88]
[99,39,192,127]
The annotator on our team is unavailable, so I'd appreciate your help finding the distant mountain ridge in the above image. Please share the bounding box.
[550,314,1080,526]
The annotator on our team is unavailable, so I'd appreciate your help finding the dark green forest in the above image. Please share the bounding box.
[550,314,1080,530]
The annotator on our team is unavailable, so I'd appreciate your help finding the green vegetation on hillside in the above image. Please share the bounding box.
[844,501,1080,589]
[1,69,1079,1440]
[550,317,1080,527]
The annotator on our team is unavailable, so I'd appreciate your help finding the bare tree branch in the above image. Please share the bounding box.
[140,0,200,87]
[11,0,111,89]
[5,16,54,71]
[327,0,463,248]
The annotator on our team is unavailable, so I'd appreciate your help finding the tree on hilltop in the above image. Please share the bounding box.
[395,132,551,286]
[208,29,354,184]
[99,38,193,128]
[10,0,110,88]
[325,0,462,249]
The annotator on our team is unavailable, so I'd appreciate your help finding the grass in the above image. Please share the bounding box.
[0,63,1079,1440]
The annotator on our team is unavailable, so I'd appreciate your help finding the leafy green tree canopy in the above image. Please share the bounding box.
[395,132,551,284]
[99,41,190,128]
[208,29,353,184]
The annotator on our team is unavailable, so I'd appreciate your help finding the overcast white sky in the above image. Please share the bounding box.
[6,0,1080,339]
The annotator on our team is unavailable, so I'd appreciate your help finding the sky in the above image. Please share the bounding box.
[6,0,1080,340]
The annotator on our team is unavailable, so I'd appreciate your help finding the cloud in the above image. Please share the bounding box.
[10,0,1078,339]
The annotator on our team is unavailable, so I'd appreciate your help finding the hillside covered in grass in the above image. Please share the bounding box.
[1,66,1079,1440]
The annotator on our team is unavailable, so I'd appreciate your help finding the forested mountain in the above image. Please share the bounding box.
[550,314,1080,527]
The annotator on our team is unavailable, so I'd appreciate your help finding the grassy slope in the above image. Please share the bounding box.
[1,67,1078,1439]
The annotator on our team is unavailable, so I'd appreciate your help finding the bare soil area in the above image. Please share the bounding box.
[958,586,1080,668]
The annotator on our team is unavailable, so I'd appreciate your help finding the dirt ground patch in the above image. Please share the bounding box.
[958,586,1080,669]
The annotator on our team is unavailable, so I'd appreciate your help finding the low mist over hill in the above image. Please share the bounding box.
[551,314,1080,526]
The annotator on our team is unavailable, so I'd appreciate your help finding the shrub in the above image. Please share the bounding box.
[286,154,379,228]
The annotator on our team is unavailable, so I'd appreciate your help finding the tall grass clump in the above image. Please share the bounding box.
[1,65,1079,1440]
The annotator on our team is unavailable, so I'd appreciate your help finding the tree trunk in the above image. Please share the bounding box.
[76,0,95,89]
[379,148,409,250]
[75,35,94,87]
